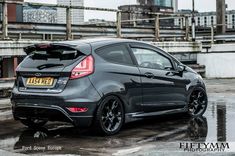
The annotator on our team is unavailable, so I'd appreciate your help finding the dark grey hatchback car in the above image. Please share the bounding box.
[11,38,208,135]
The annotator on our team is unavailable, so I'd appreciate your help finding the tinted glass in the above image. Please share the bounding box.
[132,48,173,70]
[96,44,133,65]
[21,46,83,68]
[154,0,173,7]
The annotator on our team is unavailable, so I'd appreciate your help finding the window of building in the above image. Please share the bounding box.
[154,0,173,8]
[198,17,200,26]
[232,15,235,29]
[204,16,207,26]
[211,16,214,25]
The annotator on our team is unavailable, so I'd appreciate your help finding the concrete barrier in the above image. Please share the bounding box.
[197,44,235,78]
[151,41,202,63]
[0,79,14,98]
[151,41,202,53]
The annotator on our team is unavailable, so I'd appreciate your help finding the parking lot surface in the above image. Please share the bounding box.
[0,79,234,155]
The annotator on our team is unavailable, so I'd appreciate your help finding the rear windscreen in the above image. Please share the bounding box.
[21,46,84,69]
[31,50,78,60]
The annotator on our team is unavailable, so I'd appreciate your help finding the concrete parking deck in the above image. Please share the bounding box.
[0,79,234,156]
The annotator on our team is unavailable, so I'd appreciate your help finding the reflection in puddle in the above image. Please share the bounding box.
[187,117,208,142]
[217,102,226,142]
[206,95,233,142]
[13,116,208,155]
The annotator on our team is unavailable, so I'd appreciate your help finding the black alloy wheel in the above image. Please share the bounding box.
[188,87,208,117]
[94,95,124,135]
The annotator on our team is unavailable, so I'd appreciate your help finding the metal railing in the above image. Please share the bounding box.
[0,0,191,41]
[192,23,235,46]
[210,23,235,44]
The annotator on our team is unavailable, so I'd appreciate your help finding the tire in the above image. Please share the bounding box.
[188,87,208,117]
[93,95,125,135]
[20,118,48,128]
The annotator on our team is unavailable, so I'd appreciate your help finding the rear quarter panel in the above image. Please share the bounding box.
[88,53,142,114]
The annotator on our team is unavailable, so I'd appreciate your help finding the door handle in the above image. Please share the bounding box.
[144,72,154,78]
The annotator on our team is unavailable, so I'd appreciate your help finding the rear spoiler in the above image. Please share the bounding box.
[24,43,90,55]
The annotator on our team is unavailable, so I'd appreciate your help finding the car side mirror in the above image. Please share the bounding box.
[177,64,186,72]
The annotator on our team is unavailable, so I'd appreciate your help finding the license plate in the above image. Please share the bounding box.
[26,77,54,86]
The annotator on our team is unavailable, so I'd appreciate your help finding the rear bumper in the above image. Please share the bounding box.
[12,103,94,127]
[11,77,101,128]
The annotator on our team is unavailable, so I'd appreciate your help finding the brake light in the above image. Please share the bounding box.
[67,107,88,113]
[70,55,94,79]
[36,43,52,49]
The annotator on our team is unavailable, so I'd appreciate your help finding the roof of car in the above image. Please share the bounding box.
[57,38,140,46]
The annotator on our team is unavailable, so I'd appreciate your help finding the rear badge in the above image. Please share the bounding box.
[35,73,42,77]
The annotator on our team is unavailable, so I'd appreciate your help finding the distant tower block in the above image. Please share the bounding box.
[173,0,178,12]
[137,0,178,12]
[57,0,84,24]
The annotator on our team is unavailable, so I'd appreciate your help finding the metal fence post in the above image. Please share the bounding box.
[154,14,160,42]
[116,11,122,38]
[2,0,9,40]
[180,18,184,29]
[66,7,72,40]
[133,13,137,27]
[211,24,214,44]
[185,17,189,41]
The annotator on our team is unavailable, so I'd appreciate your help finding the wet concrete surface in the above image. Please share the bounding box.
[0,79,235,155]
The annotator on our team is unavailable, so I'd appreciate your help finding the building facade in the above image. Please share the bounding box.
[0,0,23,22]
[0,0,24,79]
[175,10,235,29]
[57,0,84,24]
[137,0,178,12]
[23,6,57,23]
[119,0,178,26]
[84,19,115,26]
[153,0,173,7]
[172,0,178,12]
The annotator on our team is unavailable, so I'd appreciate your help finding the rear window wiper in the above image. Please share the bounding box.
[37,64,64,70]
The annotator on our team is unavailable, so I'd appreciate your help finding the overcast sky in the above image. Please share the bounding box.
[25,0,235,21]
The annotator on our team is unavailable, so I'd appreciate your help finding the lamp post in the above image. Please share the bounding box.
[66,0,72,40]
[216,0,226,35]
[192,0,196,41]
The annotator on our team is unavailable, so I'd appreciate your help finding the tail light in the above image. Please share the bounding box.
[70,55,94,79]
[67,107,88,113]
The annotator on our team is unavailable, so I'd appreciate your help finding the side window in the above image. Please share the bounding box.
[96,44,133,65]
[132,48,173,70]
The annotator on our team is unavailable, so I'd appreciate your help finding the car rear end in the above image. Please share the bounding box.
[11,42,101,127]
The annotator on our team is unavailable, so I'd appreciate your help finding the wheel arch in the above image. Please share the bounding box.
[96,93,127,117]
[93,93,126,135]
